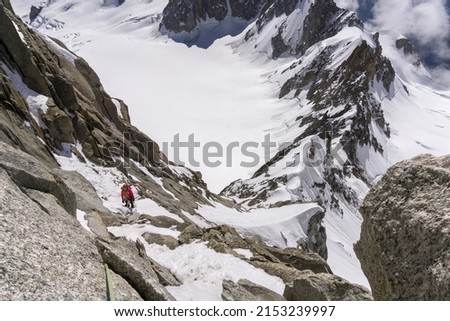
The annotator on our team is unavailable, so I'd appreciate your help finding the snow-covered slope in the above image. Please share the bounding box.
[9,0,450,293]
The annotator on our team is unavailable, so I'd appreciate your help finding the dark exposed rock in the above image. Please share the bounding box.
[29,5,42,23]
[250,0,361,59]
[396,38,417,56]
[160,0,266,46]
[102,0,126,7]
[230,0,266,20]
[306,211,328,260]
[284,271,373,301]
[355,155,450,300]
[1,0,13,12]
[395,38,421,66]
[160,0,229,34]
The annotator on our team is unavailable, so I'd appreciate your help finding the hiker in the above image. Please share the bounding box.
[121,182,135,209]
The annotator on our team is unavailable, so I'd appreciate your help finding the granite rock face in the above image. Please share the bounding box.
[0,147,106,300]
[355,155,450,300]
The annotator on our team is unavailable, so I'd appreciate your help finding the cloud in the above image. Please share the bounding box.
[371,0,450,49]
[430,66,450,87]
[334,0,360,11]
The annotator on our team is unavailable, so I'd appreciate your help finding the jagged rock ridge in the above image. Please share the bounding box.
[220,0,396,220]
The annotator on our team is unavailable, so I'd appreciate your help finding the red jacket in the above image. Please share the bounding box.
[121,184,135,202]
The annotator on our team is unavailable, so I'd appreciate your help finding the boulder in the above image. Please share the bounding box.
[222,279,256,301]
[250,261,306,285]
[355,154,450,300]
[284,271,373,301]
[53,169,109,213]
[85,211,114,241]
[222,279,285,301]
[203,225,249,249]
[41,106,75,143]
[96,239,175,301]
[178,224,204,244]
[265,247,332,274]
[140,214,183,229]
[237,279,285,301]
[142,232,179,250]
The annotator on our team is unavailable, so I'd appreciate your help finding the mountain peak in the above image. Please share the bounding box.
[160,0,267,48]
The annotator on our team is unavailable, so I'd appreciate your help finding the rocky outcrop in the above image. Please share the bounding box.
[305,211,328,259]
[96,239,176,301]
[222,279,285,301]
[265,247,331,274]
[174,222,371,300]
[53,169,109,214]
[161,0,267,34]
[1,0,13,12]
[355,155,450,300]
[0,142,76,216]
[102,0,126,7]
[395,38,421,66]
[284,271,373,301]
[161,0,229,34]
